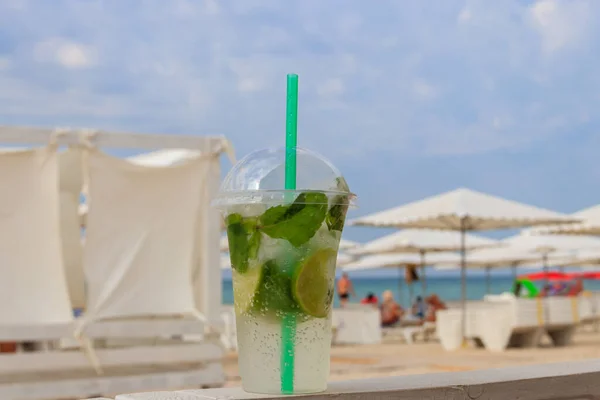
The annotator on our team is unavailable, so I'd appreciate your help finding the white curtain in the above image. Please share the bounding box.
[82,148,210,322]
[0,145,73,325]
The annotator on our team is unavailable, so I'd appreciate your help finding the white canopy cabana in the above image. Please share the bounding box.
[0,126,233,396]
[0,145,73,325]
[350,187,578,343]
[80,149,215,326]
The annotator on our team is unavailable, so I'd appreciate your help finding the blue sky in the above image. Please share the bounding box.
[1,0,600,263]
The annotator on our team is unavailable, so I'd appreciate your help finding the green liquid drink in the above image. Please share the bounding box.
[214,148,355,394]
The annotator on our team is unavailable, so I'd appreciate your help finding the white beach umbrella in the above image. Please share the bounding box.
[504,232,600,251]
[502,233,600,274]
[343,252,460,271]
[531,203,600,235]
[350,187,578,343]
[552,248,600,267]
[348,229,497,256]
[347,229,498,300]
[343,252,461,304]
[337,239,361,251]
[436,245,574,294]
[336,252,356,266]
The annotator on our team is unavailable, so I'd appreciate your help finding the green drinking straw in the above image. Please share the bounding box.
[281,73,298,394]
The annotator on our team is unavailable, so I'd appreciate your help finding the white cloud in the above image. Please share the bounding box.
[33,38,96,69]
[412,80,439,100]
[203,0,220,15]
[336,13,362,36]
[317,78,345,98]
[55,43,95,69]
[529,0,591,54]
[237,78,263,93]
[5,0,27,10]
[0,57,11,71]
[457,8,472,23]
[0,0,598,161]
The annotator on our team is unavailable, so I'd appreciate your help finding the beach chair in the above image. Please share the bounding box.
[0,318,224,400]
[438,294,581,352]
[381,319,420,343]
[543,296,579,346]
[437,300,515,352]
[483,295,546,348]
[1,143,228,400]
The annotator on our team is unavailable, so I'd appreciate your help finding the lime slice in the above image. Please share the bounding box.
[292,248,336,318]
[232,265,264,315]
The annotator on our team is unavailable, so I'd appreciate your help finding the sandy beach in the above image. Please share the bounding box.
[223,328,600,387]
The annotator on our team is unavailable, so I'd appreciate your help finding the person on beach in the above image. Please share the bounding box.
[424,294,446,323]
[361,292,379,307]
[380,290,404,327]
[567,278,584,296]
[412,296,426,319]
[337,273,355,307]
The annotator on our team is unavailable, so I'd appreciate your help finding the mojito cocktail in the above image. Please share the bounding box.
[215,148,354,394]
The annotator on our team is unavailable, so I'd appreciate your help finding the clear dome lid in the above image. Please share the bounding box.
[213,147,356,207]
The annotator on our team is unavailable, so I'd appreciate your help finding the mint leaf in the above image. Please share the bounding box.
[226,213,250,273]
[226,213,243,226]
[326,195,349,232]
[326,177,350,232]
[226,214,262,274]
[259,192,328,247]
[248,231,261,260]
[254,260,299,314]
[242,216,259,232]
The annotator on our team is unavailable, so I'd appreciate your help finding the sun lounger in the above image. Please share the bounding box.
[380,318,436,344]
[437,293,584,352]
[0,318,224,400]
[437,301,514,352]
[0,130,232,399]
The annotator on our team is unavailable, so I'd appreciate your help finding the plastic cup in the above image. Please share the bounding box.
[213,147,356,394]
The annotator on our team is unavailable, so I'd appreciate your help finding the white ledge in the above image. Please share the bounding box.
[111,359,600,400]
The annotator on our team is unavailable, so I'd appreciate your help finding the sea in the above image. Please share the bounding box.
[222,276,600,308]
